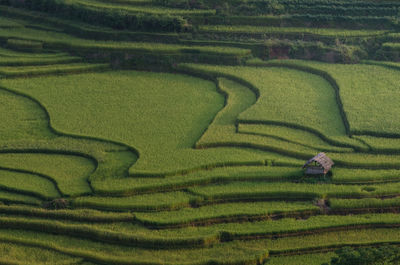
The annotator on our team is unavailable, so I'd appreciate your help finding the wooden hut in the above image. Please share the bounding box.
[302,152,334,176]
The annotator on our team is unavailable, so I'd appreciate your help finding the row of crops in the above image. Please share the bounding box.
[1,1,400,264]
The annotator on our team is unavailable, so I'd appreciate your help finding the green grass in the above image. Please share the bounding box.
[74,0,215,15]
[0,229,269,265]
[382,42,400,51]
[73,191,198,211]
[200,25,387,37]
[1,70,294,176]
[0,242,83,265]
[90,166,305,196]
[256,228,400,253]
[0,227,399,264]
[0,17,23,28]
[0,56,81,66]
[266,252,335,265]
[0,169,60,200]
[258,59,400,137]
[1,10,400,265]
[0,27,251,56]
[238,123,350,151]
[332,168,400,183]
[193,77,352,157]
[0,82,138,183]
[189,181,400,201]
[95,213,400,240]
[328,152,400,169]
[0,191,42,206]
[362,60,400,71]
[0,204,135,222]
[196,78,256,145]
[0,153,95,196]
[0,88,54,141]
[0,63,110,77]
[329,197,400,210]
[354,135,400,152]
[6,38,43,52]
[179,64,346,139]
[135,201,318,227]
[0,47,70,58]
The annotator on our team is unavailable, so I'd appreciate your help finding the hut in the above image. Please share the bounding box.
[302,152,334,176]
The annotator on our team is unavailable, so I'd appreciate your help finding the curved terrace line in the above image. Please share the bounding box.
[0,223,400,260]
[246,61,351,136]
[0,179,52,201]
[176,64,364,152]
[0,166,62,198]
[0,236,269,265]
[0,85,140,183]
[3,215,400,250]
[237,130,353,153]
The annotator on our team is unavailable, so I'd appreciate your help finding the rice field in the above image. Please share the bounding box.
[0,5,400,265]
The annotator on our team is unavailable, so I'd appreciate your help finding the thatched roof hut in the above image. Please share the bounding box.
[302,152,334,175]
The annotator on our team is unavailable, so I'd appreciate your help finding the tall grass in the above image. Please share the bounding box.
[0,191,41,206]
[330,197,400,210]
[73,191,198,211]
[0,153,95,196]
[267,253,335,265]
[0,63,110,77]
[332,168,400,183]
[190,181,400,201]
[91,166,304,195]
[0,56,81,66]
[200,25,387,38]
[0,169,60,200]
[258,60,400,137]
[0,229,269,265]
[135,201,318,227]
[0,242,82,265]
[1,70,289,176]
[178,64,347,139]
[0,27,251,56]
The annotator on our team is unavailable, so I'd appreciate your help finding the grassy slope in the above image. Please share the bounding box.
[0,169,60,199]
[0,153,95,196]
[1,70,300,175]
[180,64,346,138]
[0,242,82,265]
[200,25,388,37]
[261,60,400,136]
[1,10,400,265]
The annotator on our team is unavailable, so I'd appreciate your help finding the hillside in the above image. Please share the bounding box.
[1,0,400,264]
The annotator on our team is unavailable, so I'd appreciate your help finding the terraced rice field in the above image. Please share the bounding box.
[1,0,400,263]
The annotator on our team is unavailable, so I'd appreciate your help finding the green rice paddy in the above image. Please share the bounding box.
[0,3,399,264]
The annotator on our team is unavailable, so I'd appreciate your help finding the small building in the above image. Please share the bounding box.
[302,152,334,176]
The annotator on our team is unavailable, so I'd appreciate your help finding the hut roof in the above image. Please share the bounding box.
[302,152,334,172]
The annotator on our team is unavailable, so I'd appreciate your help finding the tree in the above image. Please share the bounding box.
[323,245,400,265]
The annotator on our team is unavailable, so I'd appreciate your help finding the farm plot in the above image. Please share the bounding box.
[1,8,400,265]
[251,59,400,137]
[179,64,346,139]
[178,63,367,152]
[1,70,300,176]
[74,0,215,15]
[199,25,388,42]
[0,153,95,197]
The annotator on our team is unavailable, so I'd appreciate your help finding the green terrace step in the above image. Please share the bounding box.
[0,63,110,77]
[0,56,82,66]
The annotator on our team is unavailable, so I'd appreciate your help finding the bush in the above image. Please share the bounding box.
[324,245,400,265]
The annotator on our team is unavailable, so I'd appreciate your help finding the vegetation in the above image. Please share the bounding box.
[1,1,400,264]
[326,245,400,265]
